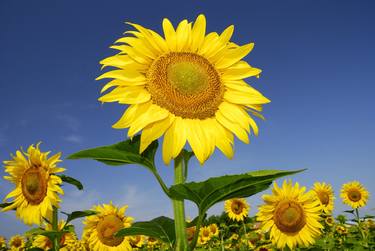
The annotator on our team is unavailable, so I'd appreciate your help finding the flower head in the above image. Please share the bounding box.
[83,202,133,251]
[312,182,335,214]
[2,143,64,225]
[224,198,249,222]
[340,181,369,209]
[257,180,323,250]
[9,235,25,251]
[97,14,270,165]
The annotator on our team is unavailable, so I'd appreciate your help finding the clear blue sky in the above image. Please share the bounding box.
[1,0,374,238]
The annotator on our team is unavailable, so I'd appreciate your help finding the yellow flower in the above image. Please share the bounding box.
[147,237,159,248]
[32,220,76,250]
[0,236,6,248]
[8,235,25,251]
[325,216,334,226]
[340,181,369,209]
[64,239,87,251]
[2,143,64,225]
[97,14,270,165]
[186,226,196,242]
[312,182,335,214]
[129,235,146,248]
[224,198,249,222]
[257,180,323,250]
[336,225,348,235]
[208,223,219,237]
[198,226,212,245]
[83,202,133,251]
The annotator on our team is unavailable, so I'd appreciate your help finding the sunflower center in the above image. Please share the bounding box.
[231,200,245,215]
[12,238,22,247]
[96,215,124,247]
[274,201,306,233]
[21,167,48,205]
[348,190,362,202]
[317,192,330,205]
[203,229,210,238]
[147,52,223,119]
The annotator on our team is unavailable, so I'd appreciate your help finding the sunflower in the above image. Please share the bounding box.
[257,180,323,250]
[129,235,146,248]
[83,202,133,251]
[224,198,249,222]
[64,240,87,251]
[146,237,159,248]
[0,236,6,249]
[312,182,335,214]
[32,220,76,250]
[97,14,270,165]
[325,216,334,226]
[208,223,219,237]
[340,181,369,209]
[2,143,64,225]
[198,226,212,245]
[186,226,196,242]
[8,235,25,251]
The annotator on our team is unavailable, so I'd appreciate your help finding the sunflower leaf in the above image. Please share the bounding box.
[169,169,303,215]
[63,210,98,225]
[115,216,175,247]
[58,175,83,190]
[66,135,158,172]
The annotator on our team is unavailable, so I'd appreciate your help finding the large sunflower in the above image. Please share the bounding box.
[224,198,250,222]
[312,182,335,214]
[97,14,270,164]
[340,181,369,209]
[82,202,133,251]
[257,180,323,250]
[2,143,64,225]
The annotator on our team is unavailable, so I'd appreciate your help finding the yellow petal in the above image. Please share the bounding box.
[215,43,254,69]
[176,19,191,51]
[140,114,175,153]
[162,117,187,165]
[99,86,151,104]
[96,69,146,82]
[190,14,206,52]
[224,89,270,105]
[112,103,151,129]
[216,110,249,144]
[162,18,177,51]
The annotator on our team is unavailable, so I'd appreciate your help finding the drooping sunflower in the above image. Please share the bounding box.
[83,202,133,251]
[186,226,196,242]
[97,14,270,165]
[312,182,335,214]
[8,235,25,251]
[2,143,64,225]
[257,180,323,250]
[32,220,76,250]
[340,181,369,209]
[224,198,250,222]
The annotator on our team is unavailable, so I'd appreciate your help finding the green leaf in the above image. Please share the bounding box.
[24,227,45,236]
[116,216,175,246]
[27,248,45,251]
[58,175,83,190]
[66,135,158,171]
[344,210,355,214]
[170,169,303,214]
[62,210,97,224]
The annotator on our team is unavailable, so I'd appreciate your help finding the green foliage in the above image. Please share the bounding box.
[116,216,175,248]
[58,175,83,190]
[61,210,97,225]
[169,169,303,215]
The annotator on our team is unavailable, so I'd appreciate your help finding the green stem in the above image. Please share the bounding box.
[52,206,60,251]
[189,212,205,250]
[355,208,366,241]
[173,153,189,251]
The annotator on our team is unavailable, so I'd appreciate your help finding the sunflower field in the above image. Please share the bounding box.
[1,13,374,251]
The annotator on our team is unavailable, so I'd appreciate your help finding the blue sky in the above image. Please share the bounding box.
[1,0,375,238]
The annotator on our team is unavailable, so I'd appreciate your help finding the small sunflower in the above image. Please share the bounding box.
[97,14,270,165]
[186,226,196,242]
[198,226,212,245]
[83,202,133,251]
[0,236,6,249]
[8,235,25,251]
[2,143,64,225]
[312,182,335,214]
[257,180,323,250]
[208,223,219,237]
[129,235,146,248]
[340,181,369,209]
[224,198,249,222]
[146,237,159,248]
[32,220,76,250]
[325,216,334,226]
[64,240,87,251]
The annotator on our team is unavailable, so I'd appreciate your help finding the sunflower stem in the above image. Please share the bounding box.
[52,206,60,251]
[355,208,366,241]
[173,152,189,251]
[189,212,205,250]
